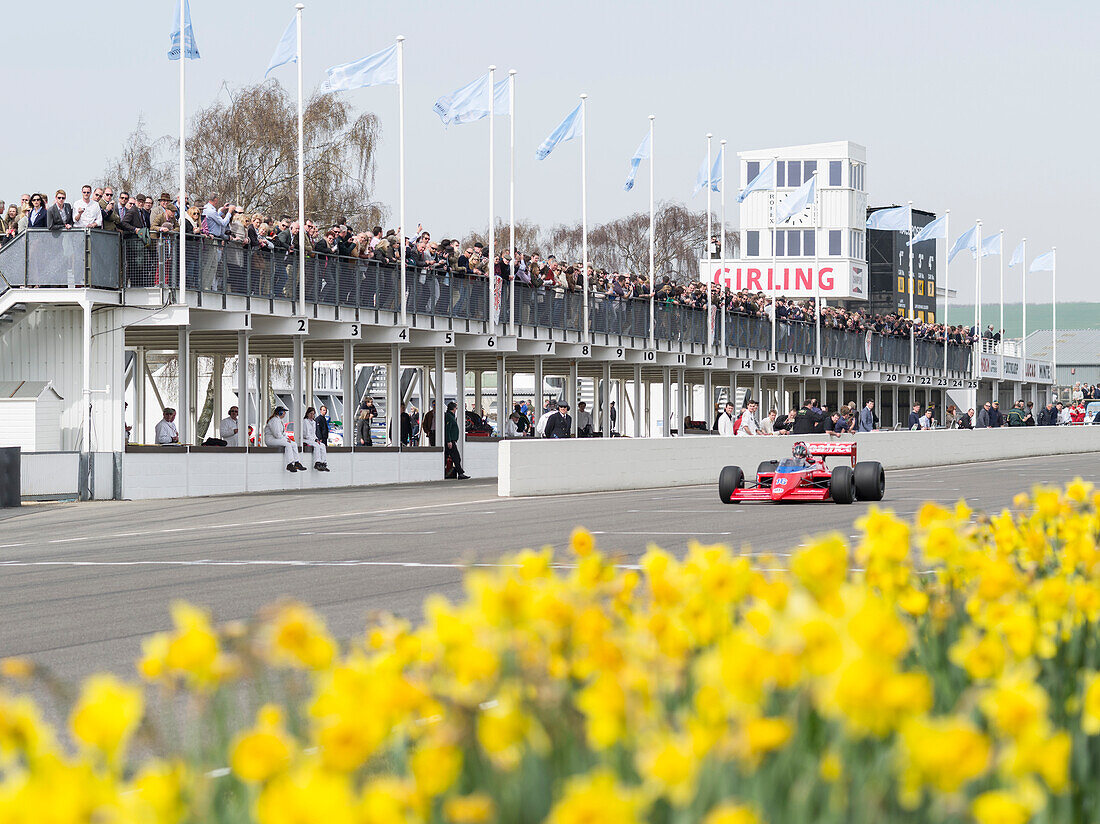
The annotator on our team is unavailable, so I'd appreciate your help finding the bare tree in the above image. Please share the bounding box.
[102,115,176,197]
[463,218,544,255]
[104,82,385,230]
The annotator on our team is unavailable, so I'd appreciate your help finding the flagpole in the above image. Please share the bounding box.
[488,65,496,336]
[648,115,655,350]
[295,4,305,308]
[813,170,820,363]
[973,220,982,382]
[943,210,950,377]
[1052,246,1057,384]
[908,200,914,372]
[1021,238,1027,366]
[770,155,778,360]
[998,228,1005,350]
[178,0,187,307]
[719,138,727,353]
[508,69,516,338]
[705,134,713,350]
[580,93,589,339]
[397,35,407,327]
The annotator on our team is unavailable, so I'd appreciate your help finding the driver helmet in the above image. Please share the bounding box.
[792,441,808,460]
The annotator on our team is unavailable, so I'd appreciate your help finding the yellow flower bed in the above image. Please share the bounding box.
[3,480,1100,823]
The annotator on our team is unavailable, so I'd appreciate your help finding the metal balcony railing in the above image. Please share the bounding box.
[0,229,976,373]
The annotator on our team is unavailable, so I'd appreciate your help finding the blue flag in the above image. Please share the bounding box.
[536,103,583,161]
[907,214,947,246]
[737,160,775,203]
[692,149,723,197]
[168,0,200,60]
[948,224,978,263]
[265,15,297,78]
[1029,251,1055,272]
[1008,241,1025,268]
[623,131,651,192]
[776,174,816,225]
[978,232,1002,258]
[319,45,399,93]
[866,206,909,232]
[432,74,509,127]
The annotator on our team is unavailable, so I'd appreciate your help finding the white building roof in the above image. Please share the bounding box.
[738,140,866,162]
[0,381,63,400]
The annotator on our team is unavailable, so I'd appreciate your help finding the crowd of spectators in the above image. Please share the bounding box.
[1,184,982,352]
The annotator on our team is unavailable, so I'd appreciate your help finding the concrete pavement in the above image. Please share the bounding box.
[0,452,1090,680]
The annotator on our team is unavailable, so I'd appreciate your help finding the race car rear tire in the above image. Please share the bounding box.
[756,460,779,482]
[719,466,744,504]
[829,465,855,504]
[854,461,885,501]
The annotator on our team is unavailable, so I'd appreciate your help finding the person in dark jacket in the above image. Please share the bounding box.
[444,401,469,479]
[989,400,1004,427]
[544,402,573,438]
[791,400,824,435]
[957,408,974,429]
[422,403,436,447]
[46,190,74,229]
[907,403,922,430]
[315,405,331,444]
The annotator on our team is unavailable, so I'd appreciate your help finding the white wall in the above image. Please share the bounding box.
[20,452,80,498]
[498,428,1100,497]
[462,440,500,479]
[122,449,444,500]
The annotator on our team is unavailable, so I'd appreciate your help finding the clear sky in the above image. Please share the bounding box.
[3,1,1095,302]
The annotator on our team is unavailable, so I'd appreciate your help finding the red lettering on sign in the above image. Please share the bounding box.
[819,267,834,290]
[795,268,812,290]
[747,268,761,290]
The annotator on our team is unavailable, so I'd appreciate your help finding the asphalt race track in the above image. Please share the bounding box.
[0,453,1091,681]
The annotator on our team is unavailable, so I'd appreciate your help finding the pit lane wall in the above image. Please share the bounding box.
[497,427,1100,497]
[121,447,442,500]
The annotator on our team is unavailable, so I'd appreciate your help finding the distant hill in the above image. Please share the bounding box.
[945,303,1099,337]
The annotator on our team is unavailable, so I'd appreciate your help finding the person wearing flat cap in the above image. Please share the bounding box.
[544,401,573,439]
[265,406,306,472]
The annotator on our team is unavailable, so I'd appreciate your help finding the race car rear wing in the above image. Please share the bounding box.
[807,442,857,464]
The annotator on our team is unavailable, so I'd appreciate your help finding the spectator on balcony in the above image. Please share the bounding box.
[99,187,121,232]
[46,190,73,230]
[201,194,234,291]
[1007,400,1027,427]
[265,407,306,473]
[858,399,876,432]
[1,205,16,240]
[791,398,823,435]
[155,408,179,445]
[150,193,174,232]
[957,408,974,429]
[26,195,47,229]
[301,407,329,471]
[919,408,935,430]
[121,194,150,235]
[943,405,958,429]
[72,185,102,229]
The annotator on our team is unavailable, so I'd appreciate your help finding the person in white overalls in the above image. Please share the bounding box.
[301,407,330,471]
[265,407,305,472]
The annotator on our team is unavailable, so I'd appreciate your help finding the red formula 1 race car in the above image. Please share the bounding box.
[718,441,884,505]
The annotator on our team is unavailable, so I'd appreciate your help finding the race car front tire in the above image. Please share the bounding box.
[719,465,744,504]
[854,461,885,501]
[829,465,855,504]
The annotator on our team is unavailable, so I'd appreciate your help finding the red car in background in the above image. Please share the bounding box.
[718,442,885,505]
